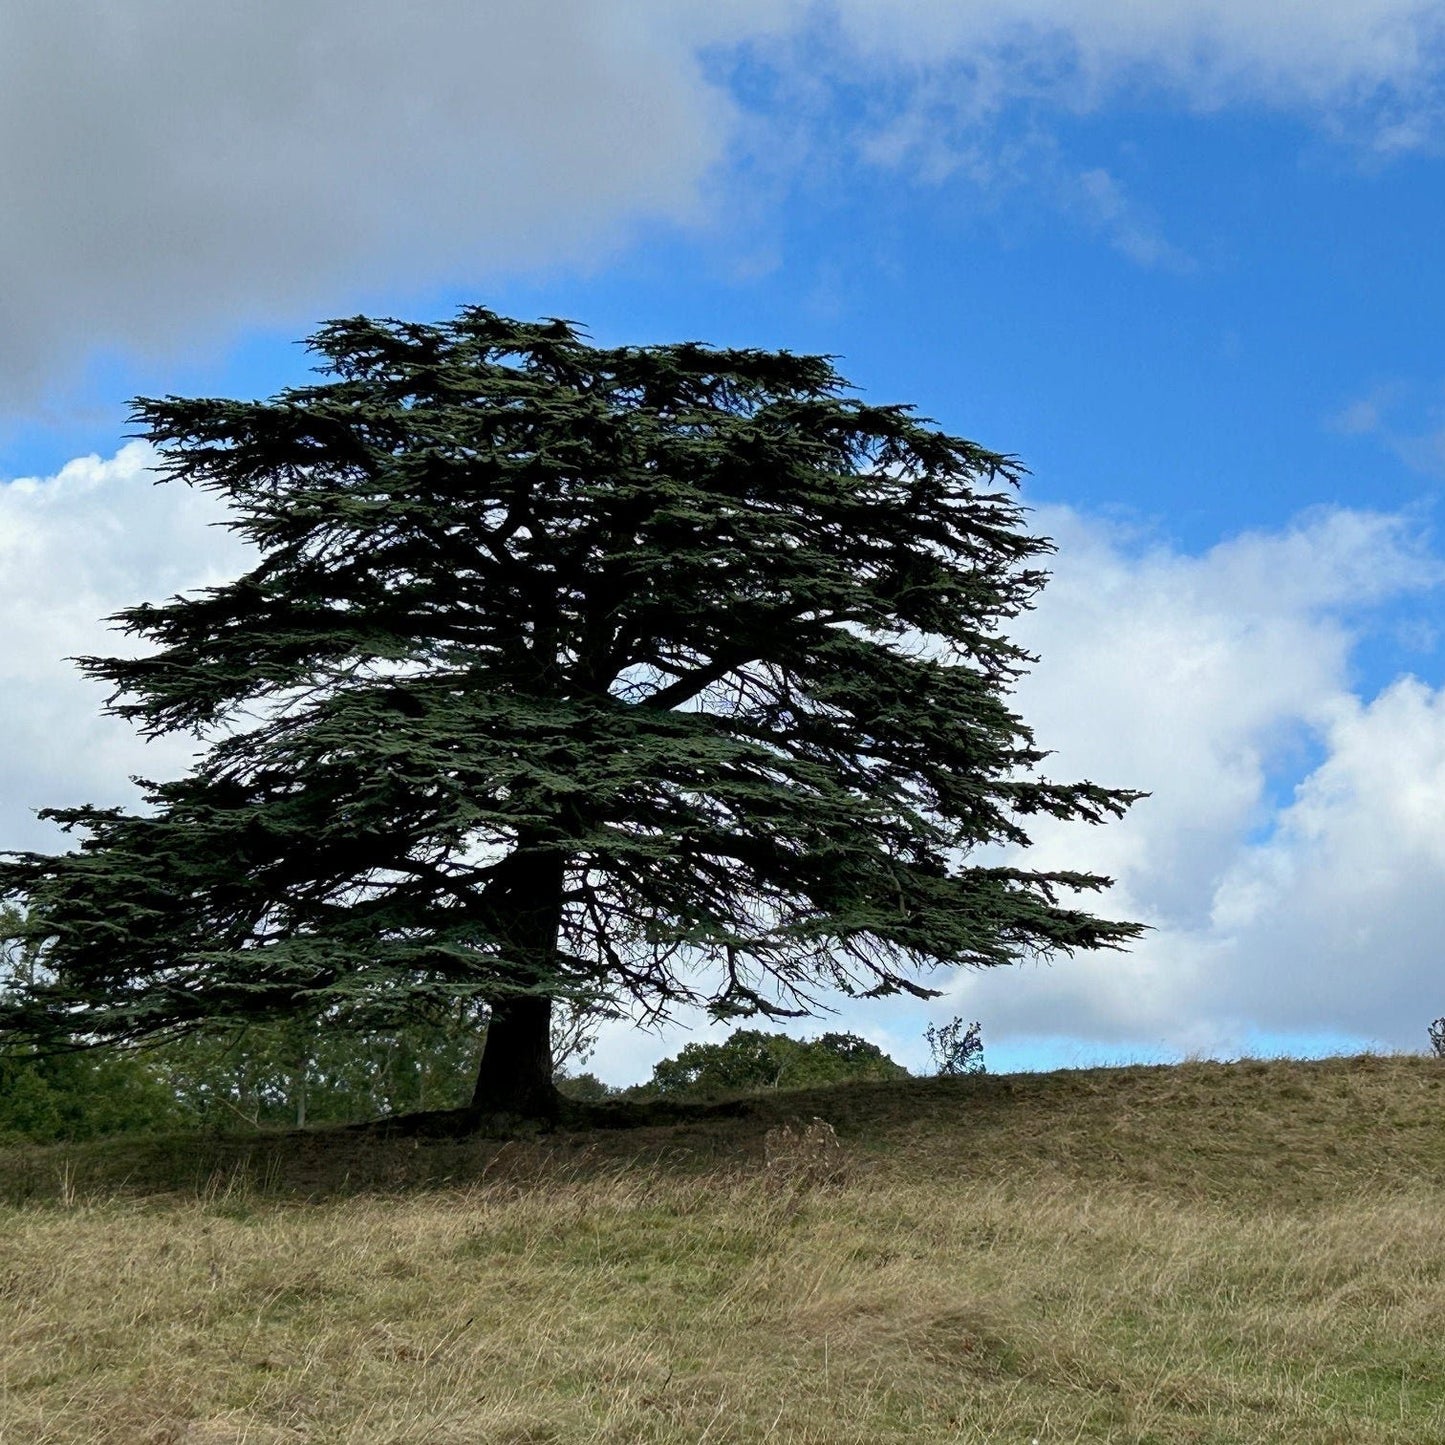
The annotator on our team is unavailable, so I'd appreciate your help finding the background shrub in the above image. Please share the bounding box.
[640,1028,908,1099]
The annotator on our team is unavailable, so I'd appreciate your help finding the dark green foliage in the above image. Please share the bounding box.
[0,1047,182,1143]
[0,905,183,1141]
[0,306,1148,1121]
[644,1028,909,1099]
[555,1071,619,1102]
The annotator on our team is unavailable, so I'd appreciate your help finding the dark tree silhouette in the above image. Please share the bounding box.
[0,307,1148,1124]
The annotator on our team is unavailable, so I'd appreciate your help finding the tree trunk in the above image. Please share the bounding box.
[470,994,558,1119]
[290,1026,308,1129]
[468,841,565,1121]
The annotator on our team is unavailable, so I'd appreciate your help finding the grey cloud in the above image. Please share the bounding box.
[0,1,797,407]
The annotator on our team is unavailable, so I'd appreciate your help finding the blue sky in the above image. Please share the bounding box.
[5,3,1445,1082]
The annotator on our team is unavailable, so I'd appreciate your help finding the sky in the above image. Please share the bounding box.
[5,1,1445,1083]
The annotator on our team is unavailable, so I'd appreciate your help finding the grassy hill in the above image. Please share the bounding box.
[2,1050,1443,1443]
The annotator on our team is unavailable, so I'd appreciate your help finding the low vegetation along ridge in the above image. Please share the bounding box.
[3,1050,1443,1443]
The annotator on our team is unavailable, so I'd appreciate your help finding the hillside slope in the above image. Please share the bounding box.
[2,1052,1442,1443]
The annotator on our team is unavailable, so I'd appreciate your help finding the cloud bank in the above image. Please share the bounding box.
[0,1,789,406]
[932,496,1445,1067]
[7,447,1445,1078]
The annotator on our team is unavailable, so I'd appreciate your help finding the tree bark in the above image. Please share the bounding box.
[468,841,565,1121]
[470,994,558,1119]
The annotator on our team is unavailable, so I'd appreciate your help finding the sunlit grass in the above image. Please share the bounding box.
[2,1050,1443,1442]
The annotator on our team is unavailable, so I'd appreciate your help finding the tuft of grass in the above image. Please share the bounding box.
[0,1051,1442,1442]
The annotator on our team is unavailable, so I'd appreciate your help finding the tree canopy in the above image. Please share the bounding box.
[0,306,1148,1124]
[646,1029,909,1098]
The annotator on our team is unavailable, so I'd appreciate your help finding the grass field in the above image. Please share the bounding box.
[2,1050,1443,1443]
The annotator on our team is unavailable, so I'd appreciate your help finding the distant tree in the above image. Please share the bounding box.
[147,995,601,1130]
[0,905,181,1140]
[148,1006,487,1129]
[0,1046,183,1143]
[1429,1017,1445,1059]
[645,1028,908,1098]
[0,307,1148,1126]
[549,997,606,1079]
[555,1070,618,1102]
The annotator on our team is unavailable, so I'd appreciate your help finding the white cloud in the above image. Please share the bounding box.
[1200,676,1445,1034]
[1328,380,1445,477]
[931,494,1445,1065]
[0,444,253,850]
[777,2,1445,273]
[1072,166,1194,272]
[827,0,1445,113]
[1330,391,1393,436]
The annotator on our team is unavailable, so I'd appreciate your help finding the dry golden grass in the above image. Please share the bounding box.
[2,1050,1444,1442]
